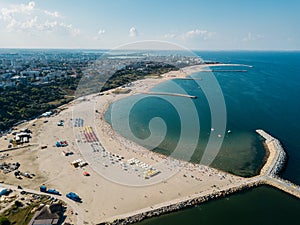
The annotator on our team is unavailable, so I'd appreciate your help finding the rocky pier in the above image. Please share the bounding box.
[100,129,300,225]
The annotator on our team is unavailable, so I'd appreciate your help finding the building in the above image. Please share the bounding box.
[28,203,63,225]
[20,70,40,79]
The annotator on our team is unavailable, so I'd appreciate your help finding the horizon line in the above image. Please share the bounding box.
[1,47,300,52]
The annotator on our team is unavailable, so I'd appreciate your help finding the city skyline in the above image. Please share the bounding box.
[0,0,299,50]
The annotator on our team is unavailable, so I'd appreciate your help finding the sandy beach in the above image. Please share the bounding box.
[0,64,268,224]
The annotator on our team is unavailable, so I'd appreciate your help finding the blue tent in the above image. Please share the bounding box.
[0,187,9,196]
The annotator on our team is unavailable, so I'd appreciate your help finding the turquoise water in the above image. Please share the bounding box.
[106,64,266,177]
[106,78,265,176]
[105,51,300,224]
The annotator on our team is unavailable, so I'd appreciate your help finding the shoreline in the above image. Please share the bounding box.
[94,62,261,186]
[93,63,243,184]
[93,65,300,224]
[100,130,300,225]
[101,180,263,225]
[1,63,299,224]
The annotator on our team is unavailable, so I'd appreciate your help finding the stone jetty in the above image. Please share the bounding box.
[256,129,300,198]
[100,129,300,225]
[139,91,197,99]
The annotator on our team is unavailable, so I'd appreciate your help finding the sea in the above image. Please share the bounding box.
[105,51,300,225]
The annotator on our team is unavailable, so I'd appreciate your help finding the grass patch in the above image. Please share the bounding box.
[1,195,52,225]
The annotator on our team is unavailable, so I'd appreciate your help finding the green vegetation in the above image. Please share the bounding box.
[1,195,53,225]
[77,61,177,96]
[101,62,177,91]
[0,217,11,225]
[0,61,177,132]
[0,77,80,131]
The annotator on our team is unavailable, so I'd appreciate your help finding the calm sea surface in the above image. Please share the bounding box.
[105,51,300,224]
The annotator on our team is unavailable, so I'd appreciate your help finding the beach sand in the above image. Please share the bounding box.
[0,64,249,224]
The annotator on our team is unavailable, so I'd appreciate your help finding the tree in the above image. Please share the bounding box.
[14,200,23,207]
[0,217,11,225]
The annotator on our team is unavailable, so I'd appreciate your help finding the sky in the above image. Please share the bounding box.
[0,0,299,50]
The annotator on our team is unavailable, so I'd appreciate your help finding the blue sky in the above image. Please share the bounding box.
[0,0,299,50]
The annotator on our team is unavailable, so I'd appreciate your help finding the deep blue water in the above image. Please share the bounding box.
[106,51,300,178]
[136,186,300,225]
[105,51,300,224]
[196,51,300,183]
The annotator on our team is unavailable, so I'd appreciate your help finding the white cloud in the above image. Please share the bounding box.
[57,22,80,36]
[43,20,58,29]
[98,29,106,35]
[1,1,36,20]
[20,16,37,29]
[242,32,264,42]
[163,33,177,39]
[44,10,61,18]
[183,29,215,40]
[0,1,79,36]
[129,27,137,37]
[163,29,215,41]
[93,29,106,40]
